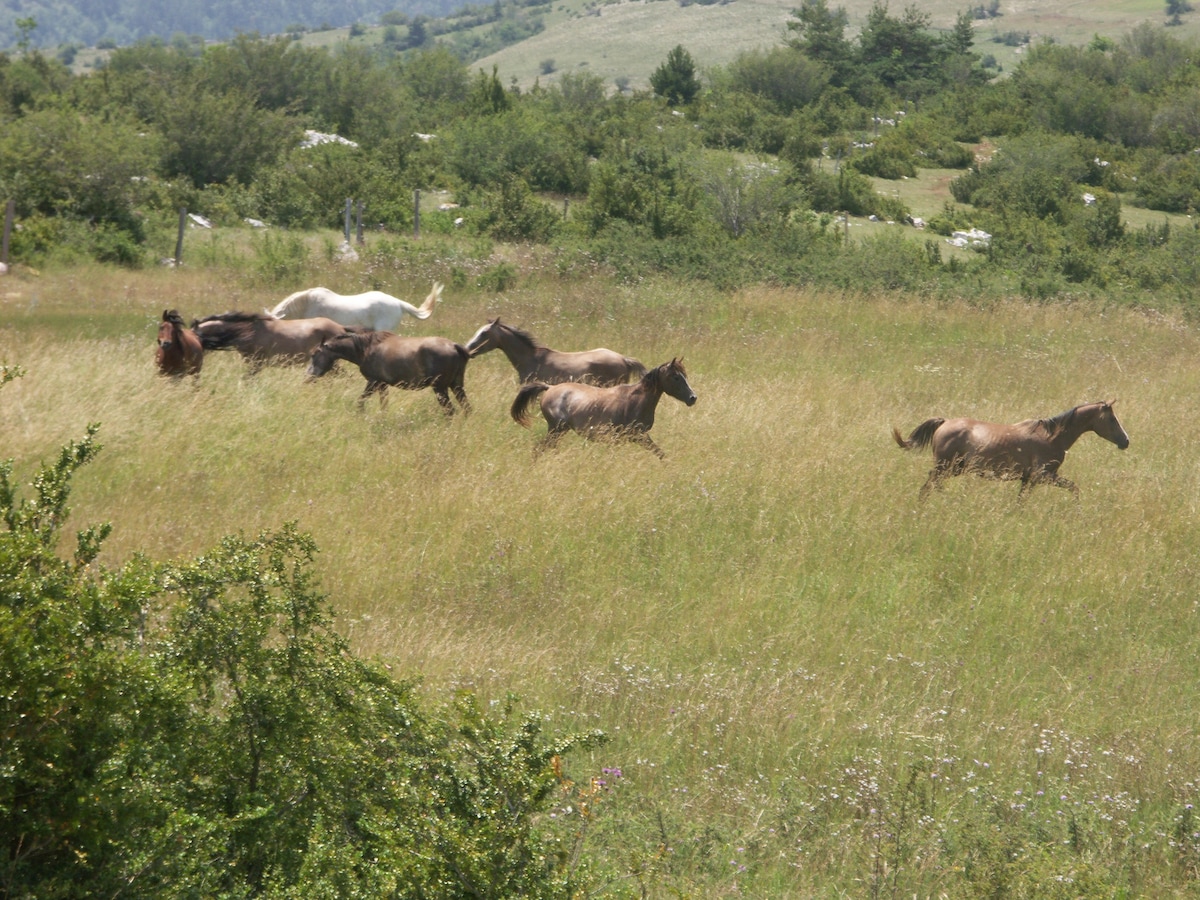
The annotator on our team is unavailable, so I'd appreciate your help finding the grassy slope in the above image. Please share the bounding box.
[3,253,1200,893]
[476,0,1200,90]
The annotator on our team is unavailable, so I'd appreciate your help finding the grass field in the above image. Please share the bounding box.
[474,0,1200,91]
[4,252,1200,894]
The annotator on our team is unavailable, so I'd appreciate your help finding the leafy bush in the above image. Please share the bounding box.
[476,176,563,243]
[0,415,606,900]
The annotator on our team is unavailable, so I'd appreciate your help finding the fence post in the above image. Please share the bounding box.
[413,190,421,238]
[2,199,14,268]
[175,207,186,266]
[356,200,365,245]
[343,198,352,243]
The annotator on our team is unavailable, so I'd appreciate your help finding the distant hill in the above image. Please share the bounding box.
[0,0,463,51]
[4,0,1198,89]
[474,0,1200,91]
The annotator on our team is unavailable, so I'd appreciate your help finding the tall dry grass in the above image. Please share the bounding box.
[4,261,1200,894]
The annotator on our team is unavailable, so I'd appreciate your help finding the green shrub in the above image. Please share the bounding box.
[0,418,606,899]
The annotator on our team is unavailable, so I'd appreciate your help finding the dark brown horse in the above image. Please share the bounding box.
[155,309,203,379]
[510,358,696,458]
[465,318,647,386]
[307,331,471,415]
[191,312,349,373]
[893,400,1129,498]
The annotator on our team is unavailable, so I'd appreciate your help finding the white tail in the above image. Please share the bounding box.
[416,282,443,319]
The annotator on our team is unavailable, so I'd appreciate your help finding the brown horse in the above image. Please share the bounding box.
[893,400,1129,499]
[191,312,349,373]
[307,331,471,415]
[155,309,203,379]
[465,318,647,386]
[510,358,696,458]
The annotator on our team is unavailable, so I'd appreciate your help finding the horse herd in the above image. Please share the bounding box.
[155,285,1129,493]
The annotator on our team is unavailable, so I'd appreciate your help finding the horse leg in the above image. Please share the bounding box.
[451,385,471,416]
[534,426,567,457]
[357,381,385,410]
[629,432,666,459]
[918,459,951,500]
[433,386,455,415]
[1045,473,1079,495]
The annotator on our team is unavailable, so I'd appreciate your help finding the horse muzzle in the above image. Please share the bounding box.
[685,394,697,407]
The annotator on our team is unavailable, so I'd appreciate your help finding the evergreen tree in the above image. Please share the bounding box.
[650,45,701,106]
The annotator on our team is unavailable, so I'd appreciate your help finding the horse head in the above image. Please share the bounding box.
[659,358,697,406]
[1096,400,1130,450]
[465,319,500,357]
[158,309,185,349]
[306,341,338,379]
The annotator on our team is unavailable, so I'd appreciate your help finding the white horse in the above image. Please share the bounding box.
[268,282,442,332]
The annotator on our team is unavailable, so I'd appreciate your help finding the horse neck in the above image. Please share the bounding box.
[496,328,539,367]
[330,334,364,363]
[632,370,666,406]
[1048,406,1093,450]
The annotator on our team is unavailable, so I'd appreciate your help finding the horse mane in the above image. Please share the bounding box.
[1040,405,1080,439]
[163,309,186,329]
[271,289,319,318]
[497,321,544,351]
[190,311,263,349]
[641,358,686,389]
[192,311,269,326]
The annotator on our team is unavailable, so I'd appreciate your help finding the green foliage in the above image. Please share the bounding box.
[723,46,830,114]
[445,107,588,194]
[475,176,563,242]
[691,152,800,237]
[650,45,701,107]
[0,422,605,899]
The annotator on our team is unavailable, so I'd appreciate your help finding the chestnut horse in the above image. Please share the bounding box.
[465,318,646,386]
[893,400,1129,499]
[155,309,203,379]
[510,357,696,458]
[307,331,471,415]
[192,312,349,373]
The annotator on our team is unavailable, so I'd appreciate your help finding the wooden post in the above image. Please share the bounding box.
[413,190,421,238]
[356,200,365,244]
[1,200,14,267]
[175,207,186,266]
[343,198,352,242]
[563,197,569,220]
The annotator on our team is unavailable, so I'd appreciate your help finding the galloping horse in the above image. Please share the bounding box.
[465,318,647,386]
[893,400,1129,499]
[307,331,471,415]
[510,358,696,458]
[155,309,203,379]
[269,283,442,332]
[192,312,349,373]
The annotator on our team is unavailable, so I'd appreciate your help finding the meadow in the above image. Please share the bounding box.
[3,249,1200,896]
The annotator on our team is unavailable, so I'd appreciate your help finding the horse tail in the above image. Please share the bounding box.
[269,290,308,319]
[452,343,470,381]
[893,418,944,451]
[414,282,442,319]
[511,383,550,428]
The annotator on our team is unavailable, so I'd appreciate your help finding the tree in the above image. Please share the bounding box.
[786,0,852,84]
[650,45,701,106]
[1167,0,1193,25]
